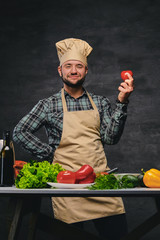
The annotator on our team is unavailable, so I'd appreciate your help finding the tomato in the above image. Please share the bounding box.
[75,165,93,180]
[78,172,96,184]
[121,70,133,81]
[96,172,109,178]
[57,170,76,184]
[100,172,109,175]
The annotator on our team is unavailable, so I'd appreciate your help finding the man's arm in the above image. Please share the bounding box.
[13,100,54,161]
[100,98,128,145]
[100,72,134,144]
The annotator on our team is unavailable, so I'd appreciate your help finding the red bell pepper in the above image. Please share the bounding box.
[13,160,27,178]
[57,170,76,184]
[75,165,93,180]
[78,172,96,184]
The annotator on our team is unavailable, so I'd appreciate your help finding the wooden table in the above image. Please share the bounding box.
[1,186,160,240]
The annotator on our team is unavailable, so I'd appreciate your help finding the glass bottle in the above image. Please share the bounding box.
[0,131,14,186]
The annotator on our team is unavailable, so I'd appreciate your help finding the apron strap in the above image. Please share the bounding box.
[86,91,98,111]
[61,88,98,112]
[61,88,68,112]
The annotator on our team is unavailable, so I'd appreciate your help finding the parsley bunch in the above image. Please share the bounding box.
[89,174,120,190]
[15,160,65,189]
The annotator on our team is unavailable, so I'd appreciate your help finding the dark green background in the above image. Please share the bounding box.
[0,0,160,239]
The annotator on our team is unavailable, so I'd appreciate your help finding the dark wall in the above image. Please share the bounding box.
[0,0,160,239]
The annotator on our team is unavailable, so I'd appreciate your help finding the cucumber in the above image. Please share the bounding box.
[137,174,145,187]
[121,175,140,188]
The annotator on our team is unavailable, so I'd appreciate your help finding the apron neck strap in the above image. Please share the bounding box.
[61,88,98,112]
[86,91,98,110]
[61,88,68,112]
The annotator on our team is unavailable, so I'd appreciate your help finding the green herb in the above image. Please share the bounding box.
[89,174,120,190]
[15,160,65,189]
[89,174,142,190]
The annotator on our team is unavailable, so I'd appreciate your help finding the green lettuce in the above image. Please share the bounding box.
[15,160,65,189]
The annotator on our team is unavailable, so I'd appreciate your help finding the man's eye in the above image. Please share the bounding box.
[77,65,83,68]
[65,65,71,68]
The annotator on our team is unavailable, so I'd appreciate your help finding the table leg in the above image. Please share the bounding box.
[7,197,42,240]
[121,197,160,240]
[121,212,160,240]
[8,198,23,240]
[27,197,41,240]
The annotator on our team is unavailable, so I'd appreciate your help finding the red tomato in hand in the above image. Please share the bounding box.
[121,70,133,81]
[57,170,76,184]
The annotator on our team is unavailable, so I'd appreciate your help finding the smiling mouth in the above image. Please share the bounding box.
[68,75,80,79]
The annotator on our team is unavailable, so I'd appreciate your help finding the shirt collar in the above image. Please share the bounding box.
[63,88,88,99]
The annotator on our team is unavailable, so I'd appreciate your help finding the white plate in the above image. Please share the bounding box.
[114,173,140,177]
[47,182,94,189]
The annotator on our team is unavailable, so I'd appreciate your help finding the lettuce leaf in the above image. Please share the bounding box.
[15,160,65,189]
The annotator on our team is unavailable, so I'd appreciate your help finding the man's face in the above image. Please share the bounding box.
[58,60,88,88]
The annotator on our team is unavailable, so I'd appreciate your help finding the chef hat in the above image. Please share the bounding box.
[55,38,93,66]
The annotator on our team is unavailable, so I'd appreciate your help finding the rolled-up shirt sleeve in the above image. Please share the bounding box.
[13,100,54,161]
[100,98,128,145]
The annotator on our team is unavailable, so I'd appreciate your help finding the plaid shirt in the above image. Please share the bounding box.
[13,89,128,162]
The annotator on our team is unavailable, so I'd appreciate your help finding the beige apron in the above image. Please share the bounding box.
[52,88,125,223]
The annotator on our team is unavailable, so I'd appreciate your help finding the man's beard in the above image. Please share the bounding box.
[61,75,85,88]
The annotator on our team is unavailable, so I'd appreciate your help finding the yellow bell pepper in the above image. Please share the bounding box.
[143,168,160,188]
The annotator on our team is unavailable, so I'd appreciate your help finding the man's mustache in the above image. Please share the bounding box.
[67,73,81,77]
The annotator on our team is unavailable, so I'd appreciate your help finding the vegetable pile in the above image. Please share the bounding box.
[89,174,144,190]
[15,160,65,189]
[16,161,160,190]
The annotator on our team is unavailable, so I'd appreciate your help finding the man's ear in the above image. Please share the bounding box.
[58,66,62,77]
[85,66,88,75]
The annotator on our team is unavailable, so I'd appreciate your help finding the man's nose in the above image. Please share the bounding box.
[71,66,77,74]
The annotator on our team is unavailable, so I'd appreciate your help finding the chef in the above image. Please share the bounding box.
[13,38,134,240]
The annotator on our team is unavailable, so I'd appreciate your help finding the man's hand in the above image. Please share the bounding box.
[118,72,134,103]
